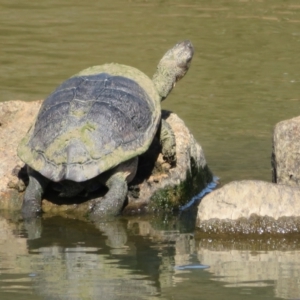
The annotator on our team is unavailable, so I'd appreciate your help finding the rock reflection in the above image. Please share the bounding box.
[0,211,42,297]
[1,211,300,299]
[197,237,300,299]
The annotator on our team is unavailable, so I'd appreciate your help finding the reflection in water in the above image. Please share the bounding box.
[197,237,300,300]
[0,212,300,299]
[25,218,161,300]
[0,213,33,297]
[28,246,159,300]
[2,2,300,298]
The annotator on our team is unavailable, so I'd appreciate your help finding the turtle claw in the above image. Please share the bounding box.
[89,204,107,221]
[23,217,42,240]
[89,170,129,221]
[88,204,119,223]
[21,200,42,220]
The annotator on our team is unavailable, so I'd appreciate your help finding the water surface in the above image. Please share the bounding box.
[1,212,299,300]
[2,0,300,182]
[1,1,300,299]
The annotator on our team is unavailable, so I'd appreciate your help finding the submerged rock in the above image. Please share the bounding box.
[0,100,213,216]
[197,180,300,234]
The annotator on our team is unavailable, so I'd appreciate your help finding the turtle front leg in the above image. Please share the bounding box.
[160,119,176,164]
[22,166,49,219]
[89,158,138,220]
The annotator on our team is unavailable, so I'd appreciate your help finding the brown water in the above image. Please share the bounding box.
[1,0,300,299]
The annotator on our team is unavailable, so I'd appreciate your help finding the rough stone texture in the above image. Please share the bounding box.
[196,115,300,234]
[123,110,212,214]
[0,100,213,216]
[272,115,300,186]
[197,180,300,234]
[198,180,300,221]
[0,100,42,209]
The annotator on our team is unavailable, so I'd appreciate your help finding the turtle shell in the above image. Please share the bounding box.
[18,63,161,182]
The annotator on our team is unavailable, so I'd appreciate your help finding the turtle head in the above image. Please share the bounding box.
[152,40,194,101]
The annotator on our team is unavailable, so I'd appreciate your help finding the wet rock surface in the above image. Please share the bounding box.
[197,213,300,235]
[0,100,213,216]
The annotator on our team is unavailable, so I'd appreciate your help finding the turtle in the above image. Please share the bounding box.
[18,40,194,219]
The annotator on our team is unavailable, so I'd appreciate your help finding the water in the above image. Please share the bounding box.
[1,212,299,300]
[1,0,300,299]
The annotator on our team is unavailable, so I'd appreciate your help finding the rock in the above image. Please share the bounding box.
[123,110,213,214]
[272,115,300,186]
[0,100,42,210]
[197,180,300,234]
[0,100,213,216]
[196,115,300,235]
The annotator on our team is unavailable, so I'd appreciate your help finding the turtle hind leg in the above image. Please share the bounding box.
[22,166,49,219]
[89,158,138,221]
[160,119,176,165]
[90,173,128,220]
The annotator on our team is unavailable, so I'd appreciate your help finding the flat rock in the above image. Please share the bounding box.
[0,100,213,216]
[197,180,300,234]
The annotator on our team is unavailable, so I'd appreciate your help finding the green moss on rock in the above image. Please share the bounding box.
[149,159,213,211]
